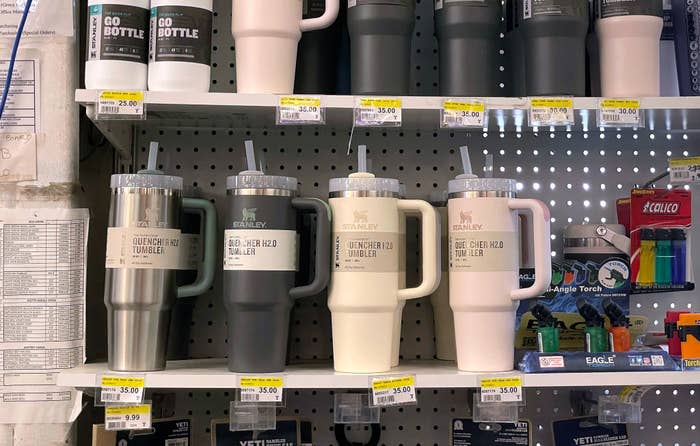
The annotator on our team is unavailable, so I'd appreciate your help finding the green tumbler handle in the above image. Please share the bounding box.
[177,198,217,298]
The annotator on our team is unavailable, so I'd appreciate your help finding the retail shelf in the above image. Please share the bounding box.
[76,90,700,158]
[57,359,700,390]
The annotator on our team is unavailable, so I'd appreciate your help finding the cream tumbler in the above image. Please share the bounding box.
[430,199,455,361]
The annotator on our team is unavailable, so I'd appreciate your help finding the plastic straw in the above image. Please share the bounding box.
[244,140,256,172]
[459,146,472,176]
[358,145,367,173]
[485,154,494,178]
[147,141,158,171]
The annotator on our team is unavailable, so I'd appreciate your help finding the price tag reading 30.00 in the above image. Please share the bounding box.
[371,375,417,407]
[239,376,284,403]
[598,99,642,127]
[105,404,152,431]
[100,375,145,404]
[441,100,485,128]
[528,97,574,127]
[480,376,523,403]
[355,98,402,127]
[97,91,145,118]
[277,96,324,125]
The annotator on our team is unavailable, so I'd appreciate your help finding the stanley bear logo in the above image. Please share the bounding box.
[353,210,368,223]
[460,210,472,224]
[233,208,266,229]
[242,208,257,222]
[452,209,483,231]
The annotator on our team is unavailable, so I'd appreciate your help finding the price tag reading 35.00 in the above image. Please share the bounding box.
[97,91,145,118]
[239,376,284,403]
[480,376,523,403]
[100,375,145,404]
[528,97,574,127]
[598,99,642,127]
[105,404,152,431]
[277,96,324,125]
[355,98,402,127]
[441,100,485,128]
[371,375,417,407]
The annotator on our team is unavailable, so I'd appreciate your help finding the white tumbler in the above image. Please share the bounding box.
[596,0,663,97]
[448,177,551,372]
[231,0,339,93]
[328,173,439,373]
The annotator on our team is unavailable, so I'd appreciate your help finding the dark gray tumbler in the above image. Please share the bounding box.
[348,0,415,95]
[223,174,330,373]
[517,0,589,96]
[435,0,501,96]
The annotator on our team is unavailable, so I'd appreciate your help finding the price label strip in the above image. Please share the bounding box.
[239,376,284,403]
[441,100,486,128]
[277,96,324,125]
[371,375,417,407]
[528,97,574,127]
[669,156,700,183]
[480,376,523,404]
[354,98,402,127]
[99,375,145,404]
[97,91,145,119]
[598,99,642,127]
[105,404,152,431]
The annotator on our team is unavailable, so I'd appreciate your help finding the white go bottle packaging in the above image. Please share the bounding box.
[231,0,339,94]
[149,0,213,92]
[448,176,551,372]
[86,0,150,90]
[328,172,440,373]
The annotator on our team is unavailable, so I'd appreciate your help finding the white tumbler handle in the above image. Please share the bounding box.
[508,199,551,301]
[397,200,440,301]
[300,0,339,32]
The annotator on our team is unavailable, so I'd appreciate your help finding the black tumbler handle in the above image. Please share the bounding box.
[289,197,331,299]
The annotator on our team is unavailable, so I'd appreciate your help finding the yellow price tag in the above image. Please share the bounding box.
[105,404,152,431]
[371,375,417,406]
[100,375,145,404]
[442,100,485,127]
[359,98,402,109]
[598,98,642,126]
[443,101,485,113]
[372,375,415,391]
[669,156,700,183]
[480,376,523,403]
[279,96,321,108]
[277,96,323,123]
[105,404,151,416]
[99,91,144,102]
[530,98,573,109]
[239,376,284,403]
[600,99,640,110]
[97,90,144,116]
[529,97,574,126]
[355,97,402,126]
[101,376,145,388]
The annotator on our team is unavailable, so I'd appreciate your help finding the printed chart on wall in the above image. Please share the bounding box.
[0,59,40,133]
[0,208,89,423]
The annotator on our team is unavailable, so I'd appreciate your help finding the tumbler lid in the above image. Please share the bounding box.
[110,173,183,190]
[353,0,414,7]
[448,177,517,194]
[329,172,400,194]
[226,171,298,192]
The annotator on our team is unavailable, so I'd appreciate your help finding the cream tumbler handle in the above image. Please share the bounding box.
[397,200,440,301]
[300,0,339,31]
[508,199,552,301]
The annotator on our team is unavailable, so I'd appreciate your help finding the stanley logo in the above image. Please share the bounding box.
[342,210,378,230]
[232,208,266,229]
[452,210,483,231]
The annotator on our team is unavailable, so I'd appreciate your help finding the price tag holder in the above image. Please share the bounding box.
[96,91,145,120]
[354,97,402,127]
[441,99,486,128]
[105,403,152,431]
[276,96,325,125]
[370,375,417,407]
[239,376,284,403]
[528,97,574,127]
[480,376,523,404]
[98,374,145,405]
[597,98,643,128]
[669,156,700,183]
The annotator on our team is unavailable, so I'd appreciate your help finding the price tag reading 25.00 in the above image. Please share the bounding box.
[528,97,574,127]
[371,375,417,407]
[355,97,402,127]
[100,375,145,404]
[441,100,485,128]
[239,376,284,403]
[480,376,523,403]
[277,96,324,125]
[97,91,145,119]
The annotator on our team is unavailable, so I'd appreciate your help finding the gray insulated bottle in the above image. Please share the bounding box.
[348,0,415,95]
[517,0,589,96]
[435,0,502,96]
[223,173,330,373]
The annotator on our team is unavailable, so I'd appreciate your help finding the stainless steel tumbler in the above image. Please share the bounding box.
[104,172,217,371]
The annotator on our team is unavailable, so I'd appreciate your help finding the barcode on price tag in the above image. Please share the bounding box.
[277,96,324,124]
[669,157,700,183]
[480,376,523,403]
[371,375,417,407]
[99,375,145,404]
[354,98,402,127]
[598,99,642,127]
[105,404,152,431]
[528,97,574,127]
[97,91,145,118]
[441,100,485,128]
[239,376,284,403]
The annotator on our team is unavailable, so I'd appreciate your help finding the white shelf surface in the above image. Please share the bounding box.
[57,359,700,390]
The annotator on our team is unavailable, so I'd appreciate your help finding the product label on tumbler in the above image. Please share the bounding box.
[87,4,149,64]
[105,227,183,270]
[596,0,663,19]
[450,231,518,272]
[223,229,298,271]
[523,0,587,19]
[149,6,212,65]
[333,232,399,272]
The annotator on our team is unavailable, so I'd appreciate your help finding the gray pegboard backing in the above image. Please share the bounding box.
[157,385,700,446]
[134,127,700,362]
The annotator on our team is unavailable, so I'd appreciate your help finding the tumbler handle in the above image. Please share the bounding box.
[300,0,339,32]
[177,198,217,298]
[508,199,551,301]
[290,197,331,299]
[397,200,440,301]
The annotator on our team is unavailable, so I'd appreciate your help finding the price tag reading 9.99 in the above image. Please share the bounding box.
[239,376,284,403]
[105,404,152,431]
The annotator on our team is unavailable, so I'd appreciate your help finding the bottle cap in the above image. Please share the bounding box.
[671,228,686,241]
[329,172,400,194]
[110,141,183,190]
[655,228,672,241]
[226,171,298,191]
[640,228,655,240]
[448,177,517,194]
